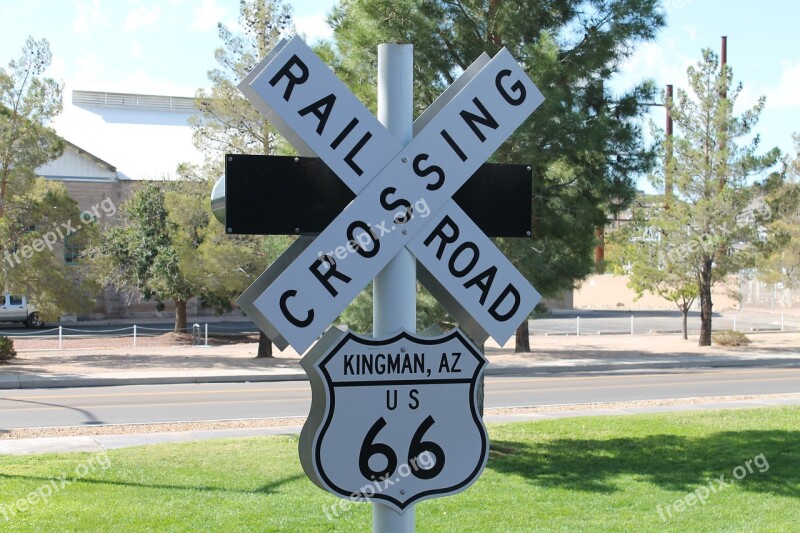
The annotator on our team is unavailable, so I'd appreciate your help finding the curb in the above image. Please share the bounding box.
[0,373,308,390]
[2,357,800,389]
[484,357,800,376]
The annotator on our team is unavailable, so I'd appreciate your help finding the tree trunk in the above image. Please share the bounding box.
[698,259,714,346]
[175,299,187,333]
[515,320,530,353]
[681,306,689,340]
[256,331,274,358]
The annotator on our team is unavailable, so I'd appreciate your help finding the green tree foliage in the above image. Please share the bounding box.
[329,0,664,347]
[93,182,196,332]
[190,0,293,159]
[0,37,62,213]
[643,50,778,346]
[608,203,699,339]
[757,133,800,289]
[189,0,296,356]
[0,37,97,318]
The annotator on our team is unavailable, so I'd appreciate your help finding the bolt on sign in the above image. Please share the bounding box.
[235,36,543,511]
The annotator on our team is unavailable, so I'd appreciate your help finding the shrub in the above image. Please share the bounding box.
[712,330,751,347]
[0,335,16,362]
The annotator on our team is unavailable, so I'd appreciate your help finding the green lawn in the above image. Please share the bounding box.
[1,407,798,532]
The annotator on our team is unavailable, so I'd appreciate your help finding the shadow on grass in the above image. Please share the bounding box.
[0,471,306,495]
[489,430,800,496]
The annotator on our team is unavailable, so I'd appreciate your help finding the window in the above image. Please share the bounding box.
[64,234,81,264]
[9,296,23,305]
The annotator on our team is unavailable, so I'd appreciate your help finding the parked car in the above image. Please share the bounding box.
[0,293,45,328]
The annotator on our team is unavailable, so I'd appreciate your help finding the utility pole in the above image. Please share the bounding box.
[664,84,674,209]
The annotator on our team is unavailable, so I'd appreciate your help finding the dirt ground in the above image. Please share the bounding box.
[2,331,798,376]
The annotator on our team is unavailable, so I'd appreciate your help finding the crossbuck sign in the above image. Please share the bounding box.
[238,36,544,354]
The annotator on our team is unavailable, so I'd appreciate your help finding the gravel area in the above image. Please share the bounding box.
[1,417,305,440]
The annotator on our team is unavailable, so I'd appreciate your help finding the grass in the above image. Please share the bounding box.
[1,407,799,531]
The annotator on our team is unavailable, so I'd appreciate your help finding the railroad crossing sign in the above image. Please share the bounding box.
[299,327,488,512]
[237,36,544,353]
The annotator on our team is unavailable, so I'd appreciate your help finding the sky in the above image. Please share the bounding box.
[1,0,798,170]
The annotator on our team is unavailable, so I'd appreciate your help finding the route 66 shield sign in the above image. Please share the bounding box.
[299,328,489,512]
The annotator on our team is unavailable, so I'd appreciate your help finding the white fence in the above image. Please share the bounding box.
[6,323,258,349]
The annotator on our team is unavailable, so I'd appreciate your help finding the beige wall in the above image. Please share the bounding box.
[570,273,740,311]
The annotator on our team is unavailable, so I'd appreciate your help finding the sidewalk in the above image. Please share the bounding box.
[2,331,799,389]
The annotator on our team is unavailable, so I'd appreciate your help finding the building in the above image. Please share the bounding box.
[36,85,215,319]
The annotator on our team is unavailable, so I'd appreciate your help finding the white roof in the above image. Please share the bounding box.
[51,84,205,180]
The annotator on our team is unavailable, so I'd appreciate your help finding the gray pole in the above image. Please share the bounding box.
[372,43,416,532]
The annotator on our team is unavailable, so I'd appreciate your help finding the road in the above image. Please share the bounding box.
[2,367,799,429]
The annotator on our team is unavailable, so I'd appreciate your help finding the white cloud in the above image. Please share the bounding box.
[191,0,225,31]
[295,13,333,43]
[69,68,198,97]
[765,61,800,109]
[122,5,162,33]
[130,41,143,60]
[73,52,105,83]
[49,54,67,81]
[611,40,693,97]
[72,0,106,33]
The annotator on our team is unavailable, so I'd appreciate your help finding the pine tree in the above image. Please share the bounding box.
[664,50,779,346]
[189,0,295,356]
[329,0,664,350]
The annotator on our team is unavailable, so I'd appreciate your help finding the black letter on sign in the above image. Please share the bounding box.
[386,390,398,410]
[298,94,336,135]
[496,69,527,106]
[423,215,459,259]
[310,255,352,297]
[347,221,380,258]
[330,118,358,149]
[408,389,420,410]
[448,241,480,278]
[488,283,521,321]
[460,97,499,142]
[440,129,467,162]
[464,265,498,305]
[269,54,309,102]
[380,187,413,225]
[279,290,314,327]
[344,132,372,176]
[413,153,445,191]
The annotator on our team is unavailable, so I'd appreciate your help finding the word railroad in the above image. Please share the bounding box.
[237,36,544,353]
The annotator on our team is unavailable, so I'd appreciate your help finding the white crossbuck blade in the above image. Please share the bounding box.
[237,36,544,353]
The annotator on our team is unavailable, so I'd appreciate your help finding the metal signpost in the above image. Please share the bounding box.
[232,36,543,532]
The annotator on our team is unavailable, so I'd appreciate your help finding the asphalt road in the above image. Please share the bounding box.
[2,367,800,429]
